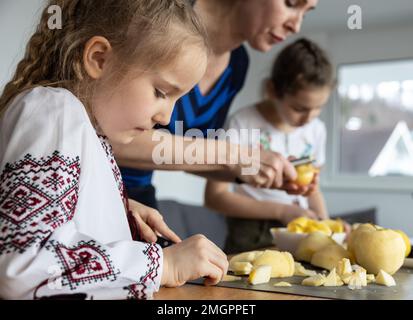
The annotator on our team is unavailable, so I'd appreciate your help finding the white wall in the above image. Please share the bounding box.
[0,0,45,90]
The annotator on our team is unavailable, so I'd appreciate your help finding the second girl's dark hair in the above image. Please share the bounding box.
[270,38,334,98]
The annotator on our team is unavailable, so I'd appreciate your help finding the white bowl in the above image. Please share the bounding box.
[270,228,347,255]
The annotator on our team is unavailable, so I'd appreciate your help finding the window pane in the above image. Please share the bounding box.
[338,59,413,177]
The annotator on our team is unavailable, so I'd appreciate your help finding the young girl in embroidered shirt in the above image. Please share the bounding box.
[205,38,335,254]
[0,0,228,300]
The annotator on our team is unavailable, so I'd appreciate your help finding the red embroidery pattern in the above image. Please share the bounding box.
[0,152,80,254]
[98,135,140,240]
[45,240,119,290]
[124,243,161,299]
[98,136,125,203]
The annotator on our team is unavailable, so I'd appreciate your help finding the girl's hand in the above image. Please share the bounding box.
[128,199,181,244]
[161,234,228,287]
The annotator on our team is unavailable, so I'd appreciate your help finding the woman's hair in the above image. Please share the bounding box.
[0,0,208,117]
[270,38,334,98]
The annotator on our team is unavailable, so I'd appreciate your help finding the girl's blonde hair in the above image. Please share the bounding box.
[0,0,208,118]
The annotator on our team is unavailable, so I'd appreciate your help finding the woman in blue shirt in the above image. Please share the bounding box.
[114,0,319,210]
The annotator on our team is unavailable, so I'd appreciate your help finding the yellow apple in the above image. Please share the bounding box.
[323,219,345,233]
[295,232,336,262]
[347,223,377,256]
[305,220,332,236]
[252,250,295,278]
[294,164,316,187]
[353,228,406,275]
[287,217,310,233]
[311,244,350,270]
[395,230,411,257]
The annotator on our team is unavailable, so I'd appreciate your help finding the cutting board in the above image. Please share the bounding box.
[190,263,413,300]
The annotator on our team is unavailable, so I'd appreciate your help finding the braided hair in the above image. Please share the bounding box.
[0,0,208,118]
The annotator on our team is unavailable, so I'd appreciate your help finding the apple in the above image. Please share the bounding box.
[375,270,396,287]
[295,232,336,262]
[252,250,295,278]
[323,268,344,287]
[353,227,406,275]
[395,230,411,257]
[311,244,350,270]
[294,164,316,186]
[302,274,326,287]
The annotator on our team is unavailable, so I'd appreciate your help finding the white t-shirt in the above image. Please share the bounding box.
[0,87,162,300]
[225,104,326,209]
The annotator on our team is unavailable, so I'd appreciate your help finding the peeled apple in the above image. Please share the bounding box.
[352,228,406,275]
[395,230,411,257]
[252,250,295,278]
[295,232,336,262]
[347,223,377,256]
[311,244,350,271]
[295,164,316,187]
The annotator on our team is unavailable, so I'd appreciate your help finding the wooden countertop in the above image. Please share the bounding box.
[154,283,324,300]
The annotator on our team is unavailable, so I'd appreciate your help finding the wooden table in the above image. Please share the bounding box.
[154,283,324,300]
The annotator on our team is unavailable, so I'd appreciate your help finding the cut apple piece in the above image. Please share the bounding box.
[221,275,242,282]
[323,268,344,287]
[302,274,326,287]
[366,274,375,284]
[231,262,253,275]
[229,251,263,270]
[294,262,317,277]
[274,281,292,287]
[336,258,352,277]
[375,270,396,287]
[248,265,272,285]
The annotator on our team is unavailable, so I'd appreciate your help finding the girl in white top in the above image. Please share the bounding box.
[205,38,335,253]
[0,0,228,299]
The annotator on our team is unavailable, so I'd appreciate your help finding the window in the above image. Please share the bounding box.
[323,58,413,190]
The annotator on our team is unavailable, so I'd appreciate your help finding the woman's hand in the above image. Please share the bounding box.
[128,199,181,244]
[283,172,319,197]
[161,234,229,287]
[231,146,297,189]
